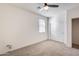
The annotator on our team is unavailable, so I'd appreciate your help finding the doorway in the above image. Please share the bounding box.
[72,18,79,49]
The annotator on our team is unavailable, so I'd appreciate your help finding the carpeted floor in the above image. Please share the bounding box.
[1,40,79,56]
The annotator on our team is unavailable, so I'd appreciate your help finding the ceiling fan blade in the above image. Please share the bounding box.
[48,5,59,7]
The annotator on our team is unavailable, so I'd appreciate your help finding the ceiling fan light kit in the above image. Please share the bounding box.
[43,5,49,10]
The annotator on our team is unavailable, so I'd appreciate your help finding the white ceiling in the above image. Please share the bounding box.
[10,3,79,17]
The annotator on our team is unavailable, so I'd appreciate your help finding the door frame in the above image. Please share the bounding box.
[72,18,79,46]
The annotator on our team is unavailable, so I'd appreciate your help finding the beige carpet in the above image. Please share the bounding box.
[1,40,79,56]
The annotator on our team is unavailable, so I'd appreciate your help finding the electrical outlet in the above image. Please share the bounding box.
[6,44,12,49]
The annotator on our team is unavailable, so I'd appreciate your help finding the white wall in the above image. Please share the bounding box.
[0,4,47,54]
[67,6,79,47]
[49,11,67,43]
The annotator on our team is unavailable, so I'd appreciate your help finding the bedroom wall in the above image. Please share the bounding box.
[0,4,47,54]
[49,11,67,43]
[67,6,79,47]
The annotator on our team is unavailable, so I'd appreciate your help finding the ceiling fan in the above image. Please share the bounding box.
[38,3,59,11]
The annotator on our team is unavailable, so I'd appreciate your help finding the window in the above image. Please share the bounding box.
[39,19,45,32]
